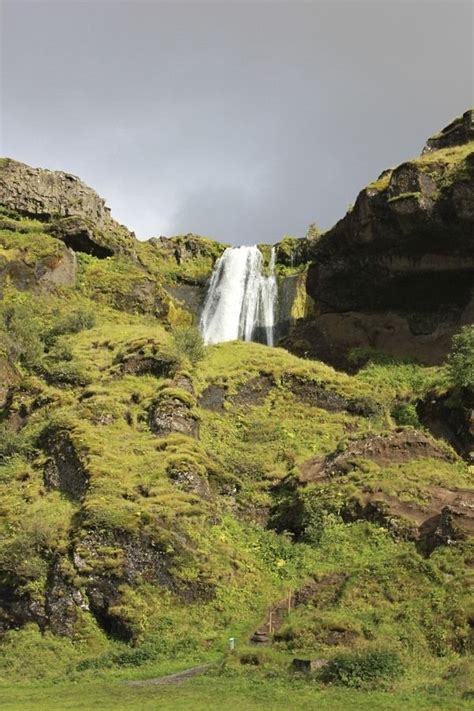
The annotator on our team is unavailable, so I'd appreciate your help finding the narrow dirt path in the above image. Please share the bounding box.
[126,663,211,687]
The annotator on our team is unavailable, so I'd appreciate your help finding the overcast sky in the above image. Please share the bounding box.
[1,1,472,244]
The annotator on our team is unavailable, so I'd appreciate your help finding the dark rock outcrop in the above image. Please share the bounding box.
[49,216,114,258]
[423,109,474,153]
[73,529,176,641]
[417,387,474,463]
[41,428,89,501]
[0,244,77,293]
[199,384,226,411]
[150,233,225,275]
[0,159,135,254]
[281,373,381,416]
[113,338,178,378]
[72,528,214,641]
[286,111,474,368]
[291,430,474,551]
[45,559,87,636]
[149,390,199,438]
[231,374,274,408]
[166,457,211,499]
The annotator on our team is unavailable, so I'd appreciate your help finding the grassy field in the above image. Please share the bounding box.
[2,671,472,711]
[2,654,473,711]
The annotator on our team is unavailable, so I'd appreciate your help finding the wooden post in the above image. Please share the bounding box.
[288,591,292,612]
[268,611,273,635]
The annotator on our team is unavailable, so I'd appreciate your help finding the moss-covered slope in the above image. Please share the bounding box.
[0,140,472,701]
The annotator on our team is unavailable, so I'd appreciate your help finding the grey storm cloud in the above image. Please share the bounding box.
[1,0,472,244]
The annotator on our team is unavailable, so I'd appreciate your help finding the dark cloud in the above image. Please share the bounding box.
[1,0,472,244]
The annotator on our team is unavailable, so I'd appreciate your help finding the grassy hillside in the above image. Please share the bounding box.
[0,200,473,709]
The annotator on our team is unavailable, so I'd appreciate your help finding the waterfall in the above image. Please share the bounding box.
[200,245,278,346]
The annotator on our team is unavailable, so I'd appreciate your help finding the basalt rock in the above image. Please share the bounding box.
[298,429,455,482]
[281,373,381,416]
[166,457,211,499]
[0,244,77,293]
[113,338,179,378]
[73,528,214,641]
[149,392,199,438]
[417,387,474,463]
[0,158,135,254]
[45,559,87,636]
[286,111,474,368]
[423,109,474,153]
[291,430,474,551]
[73,529,176,641]
[41,428,89,501]
[48,216,114,258]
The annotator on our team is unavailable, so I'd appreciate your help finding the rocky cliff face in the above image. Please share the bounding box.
[285,110,474,369]
[0,159,121,232]
[0,158,136,256]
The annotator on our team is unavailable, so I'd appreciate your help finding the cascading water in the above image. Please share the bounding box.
[200,245,278,346]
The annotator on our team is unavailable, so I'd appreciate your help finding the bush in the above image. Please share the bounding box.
[76,647,155,672]
[0,424,34,461]
[320,649,404,688]
[447,325,474,392]
[391,402,420,427]
[0,302,44,368]
[44,309,96,346]
[172,325,205,365]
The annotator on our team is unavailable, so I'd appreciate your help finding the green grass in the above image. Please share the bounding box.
[2,659,473,711]
[1,203,473,704]
[366,140,473,196]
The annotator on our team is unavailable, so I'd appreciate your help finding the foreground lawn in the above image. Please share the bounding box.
[2,671,472,711]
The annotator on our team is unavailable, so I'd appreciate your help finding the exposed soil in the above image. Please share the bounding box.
[230,374,274,408]
[199,384,226,411]
[299,428,454,484]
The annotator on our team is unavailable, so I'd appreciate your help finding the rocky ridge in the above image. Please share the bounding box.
[285,109,474,369]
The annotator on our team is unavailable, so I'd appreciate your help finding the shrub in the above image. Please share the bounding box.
[0,302,44,368]
[320,649,404,688]
[0,424,33,461]
[76,647,155,672]
[447,325,474,392]
[44,309,96,346]
[172,325,205,365]
[41,361,93,387]
[391,402,421,427]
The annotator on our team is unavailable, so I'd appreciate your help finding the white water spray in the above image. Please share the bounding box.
[200,246,278,346]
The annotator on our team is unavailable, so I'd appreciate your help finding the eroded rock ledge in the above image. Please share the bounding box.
[284,110,474,369]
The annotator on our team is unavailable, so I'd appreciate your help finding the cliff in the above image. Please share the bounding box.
[285,109,474,369]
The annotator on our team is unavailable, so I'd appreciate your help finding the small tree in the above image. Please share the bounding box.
[305,223,322,240]
[447,325,474,392]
